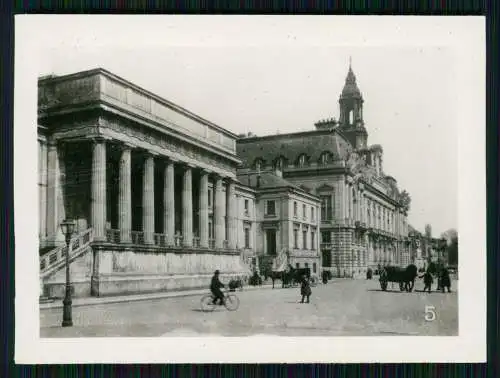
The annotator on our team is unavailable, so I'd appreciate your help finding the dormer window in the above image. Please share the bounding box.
[254,158,263,172]
[297,154,308,167]
[320,152,331,165]
[274,156,286,171]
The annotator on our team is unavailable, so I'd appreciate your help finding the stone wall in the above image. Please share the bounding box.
[43,244,251,298]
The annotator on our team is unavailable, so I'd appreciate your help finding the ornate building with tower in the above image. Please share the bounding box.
[38,64,413,298]
[237,63,413,278]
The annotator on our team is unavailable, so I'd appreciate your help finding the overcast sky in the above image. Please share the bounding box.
[29,16,473,236]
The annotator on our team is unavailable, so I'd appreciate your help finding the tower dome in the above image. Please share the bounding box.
[341,59,362,99]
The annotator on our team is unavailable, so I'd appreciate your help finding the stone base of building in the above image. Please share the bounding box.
[42,242,252,298]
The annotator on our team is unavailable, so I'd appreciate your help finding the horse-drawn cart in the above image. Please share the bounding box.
[379,264,418,292]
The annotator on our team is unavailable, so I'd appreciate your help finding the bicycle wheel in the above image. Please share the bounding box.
[200,294,216,312]
[224,294,240,311]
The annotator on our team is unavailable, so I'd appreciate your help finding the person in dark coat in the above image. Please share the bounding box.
[300,275,312,303]
[210,270,225,305]
[422,269,434,293]
[439,267,452,293]
[322,270,329,284]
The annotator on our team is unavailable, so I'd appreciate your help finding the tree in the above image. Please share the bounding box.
[441,229,458,266]
[425,224,432,239]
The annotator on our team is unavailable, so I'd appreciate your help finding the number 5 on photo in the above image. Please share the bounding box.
[425,305,436,321]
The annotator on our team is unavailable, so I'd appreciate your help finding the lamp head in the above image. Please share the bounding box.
[60,219,76,237]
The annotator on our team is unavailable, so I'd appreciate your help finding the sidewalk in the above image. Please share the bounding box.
[40,283,276,310]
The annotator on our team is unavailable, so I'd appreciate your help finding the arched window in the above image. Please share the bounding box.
[254,158,263,172]
[274,156,286,171]
[320,152,331,165]
[297,154,308,167]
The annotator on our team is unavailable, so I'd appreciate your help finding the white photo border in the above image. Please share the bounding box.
[14,15,486,363]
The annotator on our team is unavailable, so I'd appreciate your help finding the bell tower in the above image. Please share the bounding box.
[339,58,368,150]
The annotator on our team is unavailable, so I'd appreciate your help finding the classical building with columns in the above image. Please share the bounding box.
[38,69,256,297]
[236,64,413,278]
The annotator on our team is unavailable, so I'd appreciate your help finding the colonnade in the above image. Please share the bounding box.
[46,137,238,250]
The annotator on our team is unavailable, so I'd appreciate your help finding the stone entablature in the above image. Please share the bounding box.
[38,68,237,156]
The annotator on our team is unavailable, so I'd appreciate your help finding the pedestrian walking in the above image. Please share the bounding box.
[300,275,311,303]
[439,267,452,293]
[420,269,433,293]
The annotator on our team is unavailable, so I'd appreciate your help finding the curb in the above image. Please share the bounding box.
[40,284,275,310]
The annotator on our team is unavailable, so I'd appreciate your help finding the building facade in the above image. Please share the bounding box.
[37,68,321,298]
[38,65,415,297]
[237,172,321,275]
[236,64,413,278]
[38,69,256,297]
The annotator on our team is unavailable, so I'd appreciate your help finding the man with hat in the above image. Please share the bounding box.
[210,270,225,305]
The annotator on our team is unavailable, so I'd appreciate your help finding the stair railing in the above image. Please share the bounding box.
[40,228,94,278]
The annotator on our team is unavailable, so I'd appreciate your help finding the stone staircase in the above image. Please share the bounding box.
[39,228,94,298]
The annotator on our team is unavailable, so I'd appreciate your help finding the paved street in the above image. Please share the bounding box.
[40,278,458,337]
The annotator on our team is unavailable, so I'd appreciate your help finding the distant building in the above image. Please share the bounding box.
[237,63,412,277]
[237,172,321,275]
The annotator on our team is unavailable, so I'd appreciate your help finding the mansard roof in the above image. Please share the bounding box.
[238,172,302,191]
[236,129,353,168]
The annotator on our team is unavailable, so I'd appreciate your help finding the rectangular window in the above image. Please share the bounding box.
[311,207,315,221]
[311,231,315,250]
[313,262,317,273]
[208,189,212,207]
[296,263,300,269]
[267,200,276,215]
[305,262,309,269]
[303,230,307,249]
[321,231,331,244]
[320,195,333,221]
[244,228,250,248]
[302,204,306,219]
[244,199,249,215]
[294,201,298,217]
[208,220,213,239]
[294,229,299,249]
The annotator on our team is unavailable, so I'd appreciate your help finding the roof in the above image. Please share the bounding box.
[236,129,353,168]
[341,65,362,99]
[237,172,305,192]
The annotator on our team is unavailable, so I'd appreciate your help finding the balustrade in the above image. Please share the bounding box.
[193,237,201,248]
[131,231,145,245]
[154,233,167,247]
[175,234,183,247]
[40,228,94,277]
[106,229,121,243]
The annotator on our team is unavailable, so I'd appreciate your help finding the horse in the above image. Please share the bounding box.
[379,264,418,292]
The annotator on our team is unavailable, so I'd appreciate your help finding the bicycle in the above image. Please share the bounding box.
[200,289,240,312]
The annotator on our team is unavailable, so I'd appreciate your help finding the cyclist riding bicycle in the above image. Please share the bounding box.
[210,270,225,305]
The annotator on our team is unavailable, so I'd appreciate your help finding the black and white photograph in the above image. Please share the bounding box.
[15,16,485,363]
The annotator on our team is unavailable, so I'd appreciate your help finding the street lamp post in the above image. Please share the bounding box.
[60,219,76,327]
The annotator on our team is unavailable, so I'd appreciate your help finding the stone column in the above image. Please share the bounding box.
[91,139,107,242]
[46,141,65,244]
[39,140,47,242]
[142,153,155,245]
[164,159,175,246]
[214,175,224,249]
[226,179,237,249]
[182,165,193,247]
[199,169,209,248]
[118,145,132,243]
[349,184,354,223]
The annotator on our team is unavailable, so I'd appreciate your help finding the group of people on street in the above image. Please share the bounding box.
[210,269,313,305]
[420,266,452,293]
